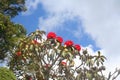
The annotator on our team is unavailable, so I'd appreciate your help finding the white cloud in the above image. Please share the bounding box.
[37,0,120,79]
[38,11,77,31]
[39,14,64,31]
[22,0,41,15]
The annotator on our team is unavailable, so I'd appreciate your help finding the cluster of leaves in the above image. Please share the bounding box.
[0,0,26,61]
[0,0,26,17]
[9,30,115,80]
[0,67,16,80]
[0,13,26,61]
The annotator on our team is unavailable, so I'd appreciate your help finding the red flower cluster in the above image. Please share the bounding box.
[64,40,74,47]
[47,32,81,51]
[56,36,63,43]
[47,32,56,39]
[47,32,63,43]
[16,51,21,56]
[74,44,81,51]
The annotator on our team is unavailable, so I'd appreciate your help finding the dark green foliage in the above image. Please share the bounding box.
[0,67,16,80]
[0,0,27,60]
[0,13,26,60]
[0,0,26,17]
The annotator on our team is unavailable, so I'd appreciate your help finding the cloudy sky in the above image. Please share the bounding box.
[11,0,120,79]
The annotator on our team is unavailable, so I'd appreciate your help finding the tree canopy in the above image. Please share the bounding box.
[0,0,27,61]
[9,30,120,80]
[0,13,26,61]
[0,0,26,17]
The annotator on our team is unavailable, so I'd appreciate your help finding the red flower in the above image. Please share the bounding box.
[56,36,63,43]
[61,61,67,66]
[64,40,74,47]
[74,44,81,51]
[16,51,22,56]
[47,32,56,39]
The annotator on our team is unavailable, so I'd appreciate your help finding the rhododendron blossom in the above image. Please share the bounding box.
[64,40,74,47]
[74,44,81,51]
[47,32,56,39]
[56,36,63,43]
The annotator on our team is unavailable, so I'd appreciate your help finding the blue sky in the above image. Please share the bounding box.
[12,14,99,50]
[12,3,100,51]
[3,0,120,79]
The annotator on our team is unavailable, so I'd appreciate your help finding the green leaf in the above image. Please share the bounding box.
[96,61,99,66]
[86,72,92,80]
[0,67,16,80]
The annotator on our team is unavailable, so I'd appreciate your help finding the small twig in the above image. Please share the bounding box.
[49,49,62,69]
[74,62,83,73]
